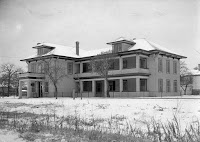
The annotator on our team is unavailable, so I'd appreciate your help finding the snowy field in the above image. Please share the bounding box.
[0,96,200,131]
[0,96,200,141]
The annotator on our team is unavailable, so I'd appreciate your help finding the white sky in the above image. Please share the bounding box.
[0,0,199,69]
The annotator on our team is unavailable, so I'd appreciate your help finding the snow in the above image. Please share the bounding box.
[191,69,200,75]
[0,96,200,132]
[0,129,25,142]
[114,37,133,42]
[21,38,182,61]
[131,38,176,54]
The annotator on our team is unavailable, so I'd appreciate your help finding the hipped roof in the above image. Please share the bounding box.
[21,38,186,61]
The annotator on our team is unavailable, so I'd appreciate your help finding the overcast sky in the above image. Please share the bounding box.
[0,0,199,70]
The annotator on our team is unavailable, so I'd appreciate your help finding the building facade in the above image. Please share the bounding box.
[189,64,200,95]
[18,38,186,98]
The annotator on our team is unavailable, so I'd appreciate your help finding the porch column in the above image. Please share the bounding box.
[80,81,83,93]
[27,80,31,98]
[136,54,140,69]
[104,79,107,97]
[92,80,95,96]
[136,78,140,92]
[119,57,123,70]
[18,80,22,99]
[42,82,45,97]
[36,82,39,97]
[120,79,123,97]
[80,62,83,73]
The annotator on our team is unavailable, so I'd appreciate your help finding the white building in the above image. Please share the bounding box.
[190,65,200,95]
[18,37,186,98]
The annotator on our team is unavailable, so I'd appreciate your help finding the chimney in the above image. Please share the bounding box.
[198,64,200,71]
[76,41,79,56]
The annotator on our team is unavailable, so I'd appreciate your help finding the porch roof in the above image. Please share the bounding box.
[74,72,150,80]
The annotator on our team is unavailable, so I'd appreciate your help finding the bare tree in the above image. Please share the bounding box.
[74,73,82,99]
[0,63,23,97]
[42,57,68,99]
[0,74,7,97]
[180,61,193,95]
[11,68,24,96]
[89,51,115,97]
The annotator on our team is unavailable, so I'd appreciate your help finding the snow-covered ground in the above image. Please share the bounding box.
[0,129,25,142]
[0,96,200,132]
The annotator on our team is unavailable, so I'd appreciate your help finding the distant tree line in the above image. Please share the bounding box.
[0,63,24,97]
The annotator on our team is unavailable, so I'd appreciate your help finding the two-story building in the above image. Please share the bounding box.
[18,37,186,98]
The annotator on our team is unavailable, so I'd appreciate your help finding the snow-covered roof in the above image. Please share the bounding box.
[107,37,178,55]
[21,38,185,61]
[21,42,88,60]
[191,69,200,75]
[131,38,176,54]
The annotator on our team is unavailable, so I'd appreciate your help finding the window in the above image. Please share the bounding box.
[38,63,42,73]
[166,79,171,92]
[31,82,36,92]
[158,79,163,92]
[67,62,73,74]
[140,79,147,91]
[123,80,128,91]
[173,61,177,74]
[109,59,119,70]
[37,48,51,55]
[43,63,49,73]
[113,43,122,53]
[83,63,91,73]
[45,82,48,93]
[158,58,163,72]
[75,64,80,74]
[166,60,170,74]
[123,78,136,92]
[140,57,147,69]
[83,81,92,92]
[123,56,136,69]
[37,48,43,55]
[109,80,120,92]
[173,80,177,92]
[31,63,36,73]
[75,82,80,93]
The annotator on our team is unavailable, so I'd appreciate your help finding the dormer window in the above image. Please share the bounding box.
[37,47,52,55]
[107,37,135,53]
[113,43,122,53]
[38,48,43,55]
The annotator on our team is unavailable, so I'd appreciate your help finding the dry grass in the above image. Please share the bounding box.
[0,103,200,142]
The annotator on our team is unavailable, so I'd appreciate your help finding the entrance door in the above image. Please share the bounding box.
[38,82,43,97]
[95,81,104,97]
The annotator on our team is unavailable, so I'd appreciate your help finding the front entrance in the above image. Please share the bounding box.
[38,82,43,97]
[95,81,104,97]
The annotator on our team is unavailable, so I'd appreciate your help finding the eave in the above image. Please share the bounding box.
[20,54,77,62]
[74,72,150,80]
[106,40,135,45]
[32,45,55,49]
[150,50,187,59]
[74,49,151,62]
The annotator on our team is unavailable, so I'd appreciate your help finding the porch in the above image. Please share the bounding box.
[18,72,46,98]
[75,77,149,98]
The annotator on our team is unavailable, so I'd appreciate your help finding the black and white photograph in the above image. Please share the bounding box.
[0,0,200,141]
